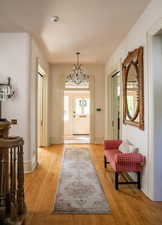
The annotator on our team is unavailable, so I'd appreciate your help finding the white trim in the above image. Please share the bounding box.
[119,61,123,139]
[64,88,91,91]
[36,60,49,147]
[146,17,162,200]
[105,67,122,140]
[105,74,113,139]
[94,137,104,144]
[24,157,37,174]
[62,74,95,144]
[89,74,95,143]
[42,74,49,146]
[49,137,64,144]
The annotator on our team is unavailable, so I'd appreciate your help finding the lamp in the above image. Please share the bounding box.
[65,52,89,86]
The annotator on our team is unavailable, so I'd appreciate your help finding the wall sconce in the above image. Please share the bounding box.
[0,77,14,101]
[0,77,14,119]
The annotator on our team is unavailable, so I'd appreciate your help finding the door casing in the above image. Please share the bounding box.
[36,63,48,147]
[61,75,95,143]
[64,91,90,136]
[105,69,122,140]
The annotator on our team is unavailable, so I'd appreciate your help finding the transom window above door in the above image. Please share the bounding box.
[65,80,89,89]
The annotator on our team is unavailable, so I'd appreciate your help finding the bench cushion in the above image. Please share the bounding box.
[104,149,122,171]
[104,149,120,162]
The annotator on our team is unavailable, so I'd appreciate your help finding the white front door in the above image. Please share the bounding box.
[64,91,90,136]
[72,96,90,135]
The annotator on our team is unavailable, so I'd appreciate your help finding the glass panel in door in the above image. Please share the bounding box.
[72,97,90,135]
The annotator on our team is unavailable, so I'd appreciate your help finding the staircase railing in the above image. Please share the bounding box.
[0,136,26,225]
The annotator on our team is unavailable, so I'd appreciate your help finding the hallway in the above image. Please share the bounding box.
[1,1,162,225]
[25,144,162,225]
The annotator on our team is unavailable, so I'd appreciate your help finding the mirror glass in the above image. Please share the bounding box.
[126,63,139,120]
[122,47,144,130]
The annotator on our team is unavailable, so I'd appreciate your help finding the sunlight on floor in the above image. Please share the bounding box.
[64,135,90,144]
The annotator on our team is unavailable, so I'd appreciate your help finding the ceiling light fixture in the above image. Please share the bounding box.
[65,52,89,86]
[50,16,60,23]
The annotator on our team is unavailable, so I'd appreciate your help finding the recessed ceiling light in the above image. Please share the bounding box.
[50,16,60,23]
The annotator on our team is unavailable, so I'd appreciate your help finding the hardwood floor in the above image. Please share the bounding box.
[25,144,162,225]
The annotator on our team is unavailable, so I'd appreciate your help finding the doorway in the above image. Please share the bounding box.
[111,72,121,139]
[37,64,48,149]
[147,23,162,201]
[37,69,43,147]
[64,90,90,144]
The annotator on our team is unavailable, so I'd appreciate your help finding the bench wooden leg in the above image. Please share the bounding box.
[104,156,110,168]
[104,156,107,168]
[137,172,141,189]
[115,172,119,190]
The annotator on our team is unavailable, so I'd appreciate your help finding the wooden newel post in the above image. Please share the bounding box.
[0,121,10,221]
[0,120,26,225]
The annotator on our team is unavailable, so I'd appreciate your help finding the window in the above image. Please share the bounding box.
[65,80,89,89]
[75,98,90,116]
[64,96,69,121]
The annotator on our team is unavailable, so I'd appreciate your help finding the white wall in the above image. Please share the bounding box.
[105,0,162,200]
[146,26,162,201]
[0,33,31,163]
[0,33,49,173]
[49,63,105,144]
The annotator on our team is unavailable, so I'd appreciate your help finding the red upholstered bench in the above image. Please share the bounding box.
[104,140,145,190]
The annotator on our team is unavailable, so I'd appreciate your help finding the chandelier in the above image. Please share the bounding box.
[65,52,89,86]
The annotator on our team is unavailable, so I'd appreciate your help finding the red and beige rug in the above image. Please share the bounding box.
[53,147,111,214]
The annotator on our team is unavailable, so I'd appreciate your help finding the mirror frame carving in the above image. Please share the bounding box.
[122,47,144,130]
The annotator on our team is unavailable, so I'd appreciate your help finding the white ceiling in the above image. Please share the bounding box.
[0,0,150,63]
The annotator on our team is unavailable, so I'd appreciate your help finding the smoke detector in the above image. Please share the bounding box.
[50,16,60,23]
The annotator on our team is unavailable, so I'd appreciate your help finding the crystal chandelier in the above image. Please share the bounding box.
[65,52,89,86]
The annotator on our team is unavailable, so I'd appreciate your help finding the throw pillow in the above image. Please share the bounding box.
[119,140,139,153]
[128,144,139,153]
[126,139,139,153]
[119,141,130,153]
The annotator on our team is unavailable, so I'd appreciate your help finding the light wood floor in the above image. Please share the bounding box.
[25,144,162,225]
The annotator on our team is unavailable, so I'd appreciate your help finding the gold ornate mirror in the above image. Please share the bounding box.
[122,47,144,130]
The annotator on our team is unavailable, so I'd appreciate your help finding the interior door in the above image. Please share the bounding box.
[112,75,120,139]
[37,74,44,147]
[72,96,90,135]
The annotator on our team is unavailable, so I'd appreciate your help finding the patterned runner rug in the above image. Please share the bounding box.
[53,147,111,214]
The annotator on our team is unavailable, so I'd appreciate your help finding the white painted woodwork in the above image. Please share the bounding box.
[49,64,104,144]
[64,91,90,136]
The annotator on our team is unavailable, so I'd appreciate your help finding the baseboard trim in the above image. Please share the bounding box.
[24,157,37,174]
[49,136,104,145]
[49,137,64,144]
[94,137,104,144]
